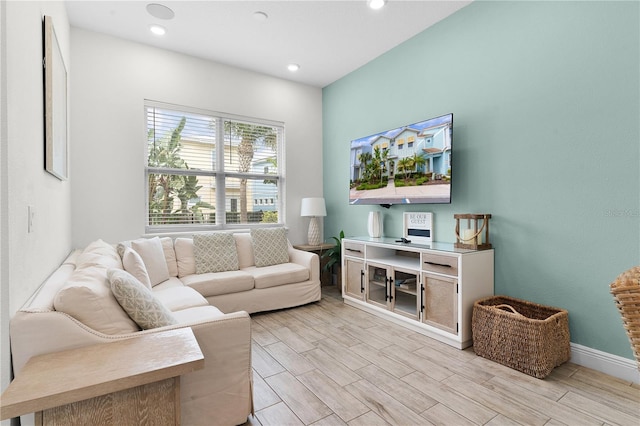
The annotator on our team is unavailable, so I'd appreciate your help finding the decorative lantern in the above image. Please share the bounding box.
[454,214,492,250]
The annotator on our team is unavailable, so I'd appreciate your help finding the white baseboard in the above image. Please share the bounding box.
[570,343,639,383]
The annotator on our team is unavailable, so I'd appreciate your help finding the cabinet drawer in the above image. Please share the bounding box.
[422,253,458,276]
[343,242,365,258]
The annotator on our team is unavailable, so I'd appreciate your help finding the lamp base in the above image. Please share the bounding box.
[307,217,321,246]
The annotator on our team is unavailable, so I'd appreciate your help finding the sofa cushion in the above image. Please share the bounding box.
[152,276,186,291]
[122,247,152,289]
[244,263,310,289]
[54,268,140,335]
[108,269,177,330]
[251,227,289,267]
[181,271,255,297]
[153,286,209,312]
[131,237,170,286]
[172,305,225,323]
[54,241,138,335]
[175,238,196,278]
[234,233,255,269]
[161,237,179,277]
[77,239,122,270]
[194,233,239,273]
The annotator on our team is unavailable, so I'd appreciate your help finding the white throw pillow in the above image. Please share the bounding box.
[234,233,254,269]
[130,237,170,286]
[108,269,177,330]
[161,237,179,277]
[174,238,196,277]
[122,247,152,289]
[251,227,290,267]
[194,233,239,273]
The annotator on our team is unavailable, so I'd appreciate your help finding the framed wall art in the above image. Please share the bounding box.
[44,15,68,180]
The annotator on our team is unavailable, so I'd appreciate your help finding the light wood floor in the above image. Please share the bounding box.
[243,286,640,426]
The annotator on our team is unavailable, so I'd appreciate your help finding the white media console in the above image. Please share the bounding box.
[341,236,494,349]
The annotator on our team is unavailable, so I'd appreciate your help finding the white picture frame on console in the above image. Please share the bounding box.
[403,212,433,244]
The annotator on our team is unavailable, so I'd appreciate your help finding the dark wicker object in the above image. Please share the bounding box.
[472,295,570,378]
[610,266,640,370]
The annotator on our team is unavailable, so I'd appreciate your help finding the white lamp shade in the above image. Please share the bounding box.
[300,197,326,217]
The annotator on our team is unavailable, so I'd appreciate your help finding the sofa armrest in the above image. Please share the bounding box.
[10,309,250,378]
[288,247,320,283]
[10,310,129,376]
[168,311,253,426]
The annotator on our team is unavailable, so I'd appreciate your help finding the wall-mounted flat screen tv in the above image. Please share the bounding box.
[349,113,453,206]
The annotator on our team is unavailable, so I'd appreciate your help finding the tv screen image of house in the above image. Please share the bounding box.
[349,113,453,205]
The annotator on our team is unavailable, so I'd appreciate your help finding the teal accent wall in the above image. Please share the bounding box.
[323,1,639,359]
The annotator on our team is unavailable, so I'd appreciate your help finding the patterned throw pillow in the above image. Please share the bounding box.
[251,227,290,267]
[193,233,239,274]
[108,269,177,330]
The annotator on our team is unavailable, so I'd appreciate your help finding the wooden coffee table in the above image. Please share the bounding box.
[0,328,204,425]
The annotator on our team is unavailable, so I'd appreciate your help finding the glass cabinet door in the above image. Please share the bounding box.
[392,269,419,319]
[366,264,419,319]
[367,264,389,307]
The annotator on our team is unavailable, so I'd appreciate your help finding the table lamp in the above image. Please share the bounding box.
[301,197,326,246]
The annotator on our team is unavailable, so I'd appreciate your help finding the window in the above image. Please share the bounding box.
[145,101,284,232]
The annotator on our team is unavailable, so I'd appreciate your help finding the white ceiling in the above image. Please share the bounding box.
[65,0,472,88]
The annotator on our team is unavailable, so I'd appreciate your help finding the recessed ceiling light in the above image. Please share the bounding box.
[253,11,269,22]
[146,3,175,20]
[149,24,166,36]
[287,63,300,72]
[368,0,387,10]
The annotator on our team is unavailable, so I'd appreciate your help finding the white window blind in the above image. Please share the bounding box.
[145,102,283,232]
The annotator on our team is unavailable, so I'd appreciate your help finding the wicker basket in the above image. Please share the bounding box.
[472,295,570,378]
[610,266,640,370]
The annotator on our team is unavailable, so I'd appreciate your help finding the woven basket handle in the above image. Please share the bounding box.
[493,304,524,317]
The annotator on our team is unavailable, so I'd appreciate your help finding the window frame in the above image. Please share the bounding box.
[144,100,285,234]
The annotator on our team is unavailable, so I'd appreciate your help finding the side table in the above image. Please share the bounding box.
[294,242,335,287]
[0,328,204,425]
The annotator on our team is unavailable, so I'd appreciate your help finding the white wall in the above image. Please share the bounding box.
[70,28,323,247]
[1,0,73,409]
[0,0,7,416]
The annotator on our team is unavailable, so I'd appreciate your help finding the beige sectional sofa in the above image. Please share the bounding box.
[172,232,321,314]
[10,229,321,425]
